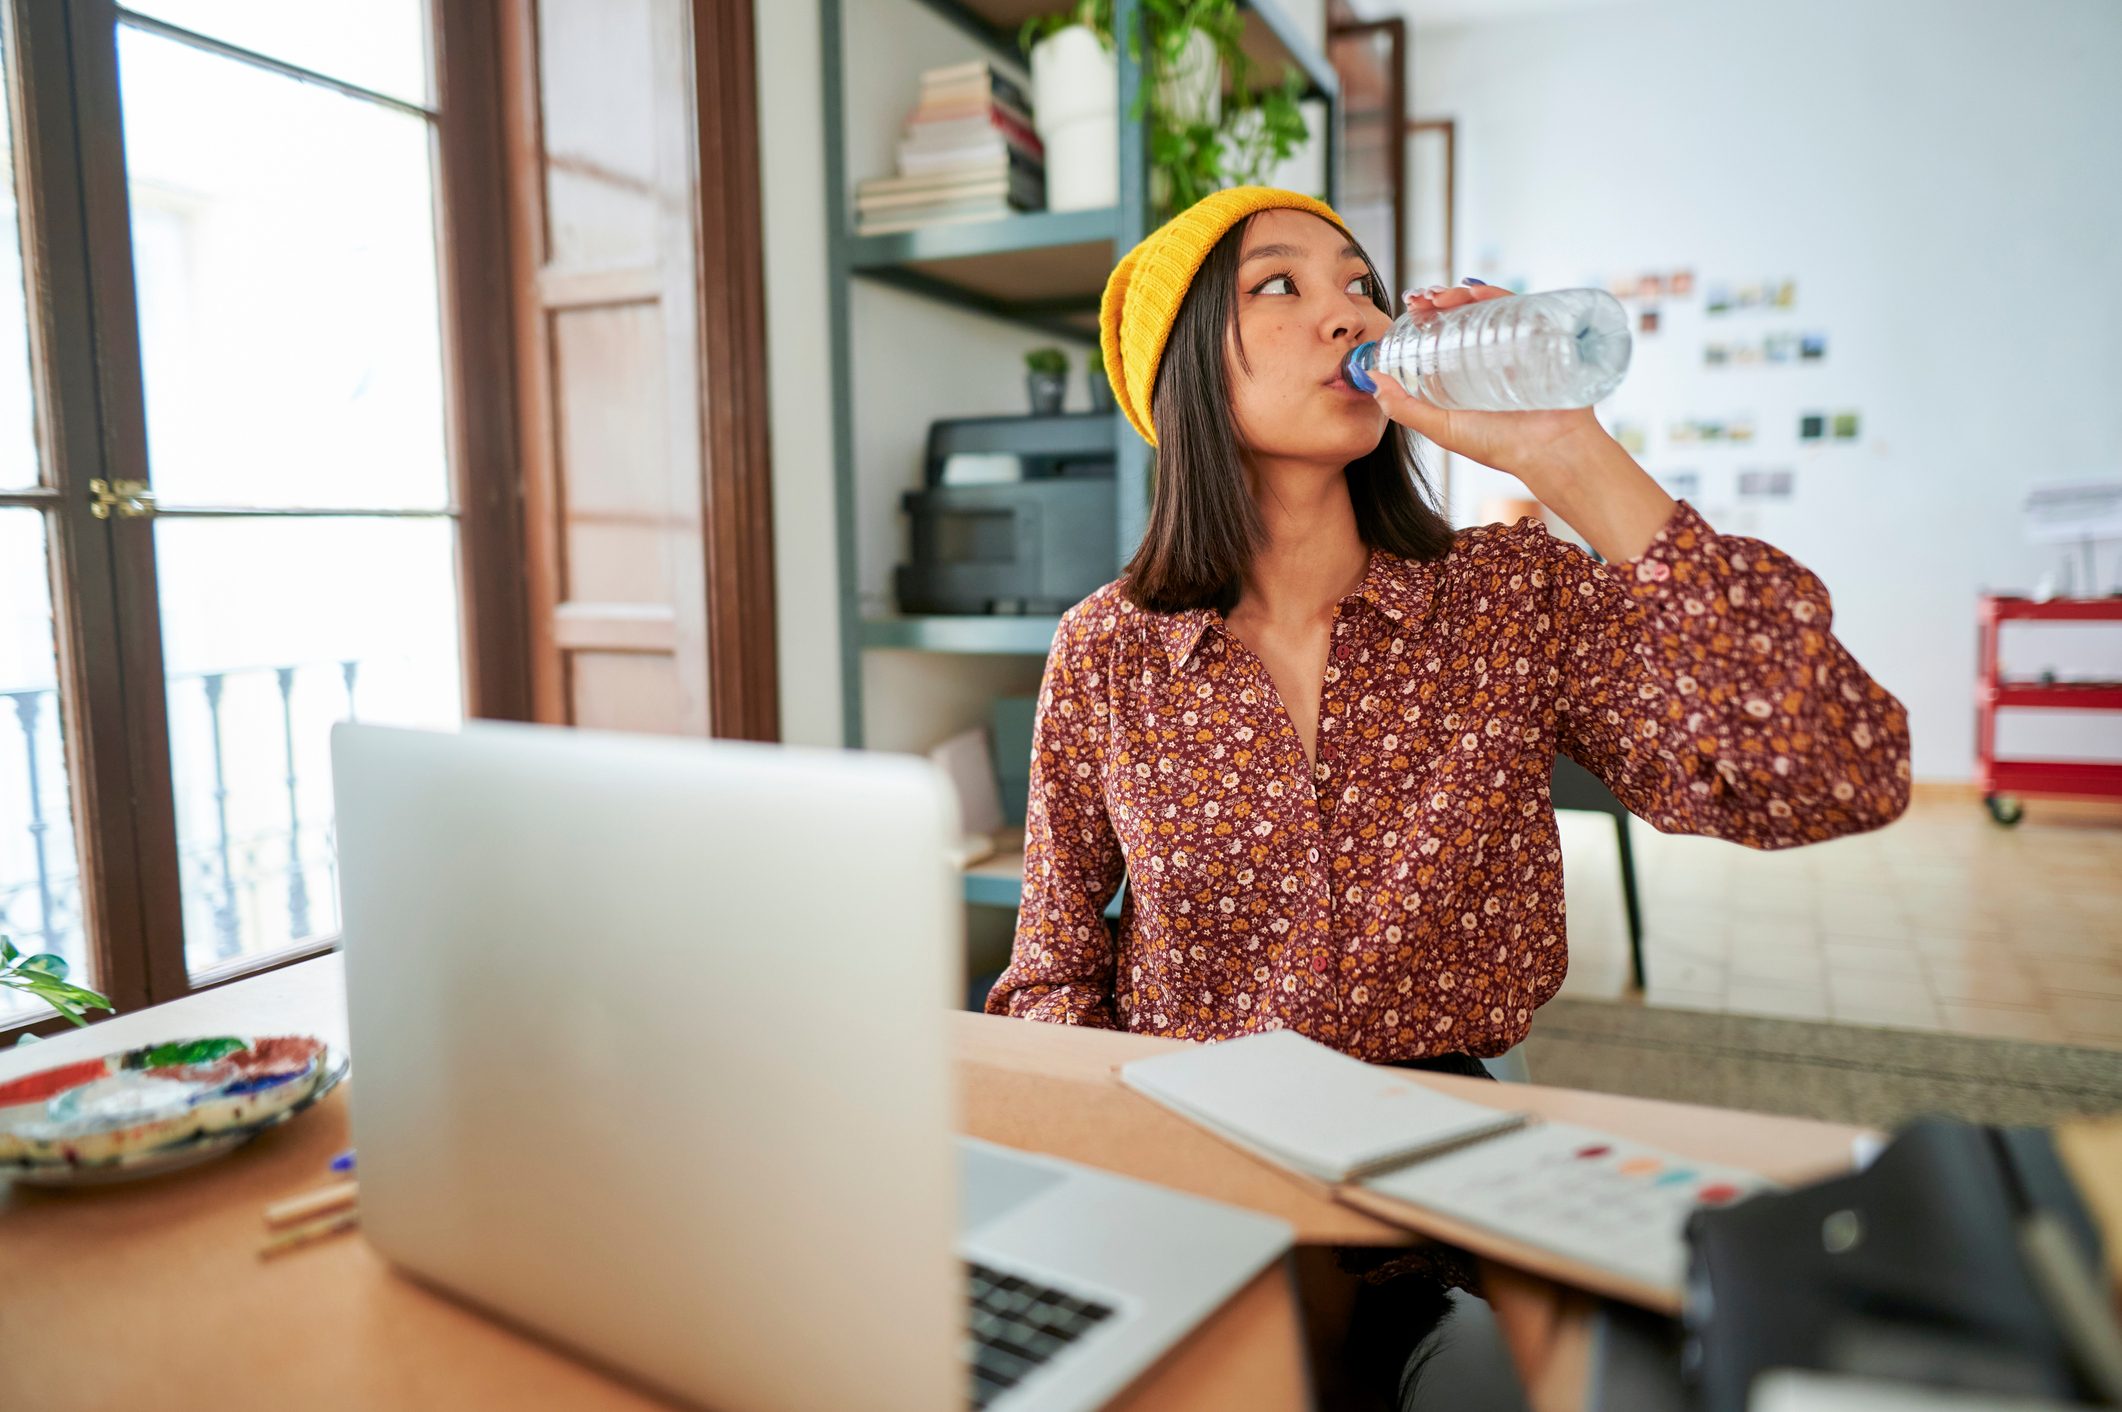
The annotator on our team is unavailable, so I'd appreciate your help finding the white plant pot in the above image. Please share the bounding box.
[1030,26,1117,212]
[1146,32,1223,217]
[1155,30,1222,130]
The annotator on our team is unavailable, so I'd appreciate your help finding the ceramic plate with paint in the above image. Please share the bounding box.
[0,1034,348,1186]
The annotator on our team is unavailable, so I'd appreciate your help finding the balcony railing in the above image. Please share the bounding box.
[0,657,373,994]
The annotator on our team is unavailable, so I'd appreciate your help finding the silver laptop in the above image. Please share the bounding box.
[331,721,1291,1412]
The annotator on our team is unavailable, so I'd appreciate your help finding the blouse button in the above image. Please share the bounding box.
[1310,955,1329,974]
[1336,644,1351,663]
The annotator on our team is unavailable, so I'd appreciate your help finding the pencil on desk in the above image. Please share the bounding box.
[264,1178,358,1229]
[258,1205,360,1258]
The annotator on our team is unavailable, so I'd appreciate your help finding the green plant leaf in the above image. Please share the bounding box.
[14,986,85,1024]
[0,962,115,1027]
[10,974,66,998]
[0,934,19,965]
[1020,0,1113,57]
[44,982,113,1011]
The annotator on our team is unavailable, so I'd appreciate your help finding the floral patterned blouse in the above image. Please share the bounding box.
[984,502,1911,1059]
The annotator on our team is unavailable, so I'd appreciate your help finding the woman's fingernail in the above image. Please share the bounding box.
[1462,277,1487,286]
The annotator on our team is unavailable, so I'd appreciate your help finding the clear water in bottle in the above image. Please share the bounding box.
[1344,287,1632,411]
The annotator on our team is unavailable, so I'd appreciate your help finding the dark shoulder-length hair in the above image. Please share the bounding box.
[1120,212,1455,615]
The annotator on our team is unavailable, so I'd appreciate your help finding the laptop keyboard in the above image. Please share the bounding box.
[964,1259,1116,1408]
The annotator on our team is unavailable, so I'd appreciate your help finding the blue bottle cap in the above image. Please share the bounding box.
[1345,342,1379,394]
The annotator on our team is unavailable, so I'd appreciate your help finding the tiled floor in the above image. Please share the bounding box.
[1554,789,2122,1050]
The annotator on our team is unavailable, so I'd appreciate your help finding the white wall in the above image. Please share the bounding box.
[754,0,840,748]
[1409,0,2122,781]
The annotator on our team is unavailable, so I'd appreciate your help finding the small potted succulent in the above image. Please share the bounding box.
[1087,345,1115,412]
[1025,347,1070,415]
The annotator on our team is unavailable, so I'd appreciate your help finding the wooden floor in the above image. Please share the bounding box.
[1556,788,2122,1051]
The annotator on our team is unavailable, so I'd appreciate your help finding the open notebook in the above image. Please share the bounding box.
[1121,1029,1774,1311]
[1116,1028,1530,1181]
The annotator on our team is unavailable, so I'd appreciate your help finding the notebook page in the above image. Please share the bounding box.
[1357,1121,1773,1298]
[1119,1029,1528,1183]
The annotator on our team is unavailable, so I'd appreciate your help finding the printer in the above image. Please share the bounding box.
[895,412,1119,616]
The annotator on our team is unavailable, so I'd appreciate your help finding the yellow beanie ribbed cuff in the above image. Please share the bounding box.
[1098,186,1348,448]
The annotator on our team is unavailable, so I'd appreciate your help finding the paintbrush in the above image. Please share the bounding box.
[258,1205,360,1258]
[263,1178,358,1229]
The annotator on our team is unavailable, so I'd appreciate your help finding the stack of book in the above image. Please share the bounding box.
[855,60,1045,236]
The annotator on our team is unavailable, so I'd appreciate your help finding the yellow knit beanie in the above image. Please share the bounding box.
[1098,185,1349,448]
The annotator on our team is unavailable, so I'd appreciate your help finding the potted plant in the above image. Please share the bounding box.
[1087,345,1115,412]
[1025,347,1070,414]
[1022,0,1313,222]
[1023,2,1118,212]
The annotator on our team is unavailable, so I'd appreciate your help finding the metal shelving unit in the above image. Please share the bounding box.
[847,207,1121,340]
[858,614,1061,654]
[819,0,1341,894]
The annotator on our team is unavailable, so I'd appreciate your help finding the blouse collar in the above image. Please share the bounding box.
[1154,548,1435,670]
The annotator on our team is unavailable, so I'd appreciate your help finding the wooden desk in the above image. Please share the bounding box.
[1,958,1307,1411]
[954,1006,1864,1192]
[2,957,1867,1411]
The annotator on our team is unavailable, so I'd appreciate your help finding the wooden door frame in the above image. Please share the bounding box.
[3,0,154,1022]
[1326,17,1408,292]
[56,0,190,1005]
[434,0,535,729]
[1408,117,1456,509]
[1410,117,1456,283]
[691,0,779,742]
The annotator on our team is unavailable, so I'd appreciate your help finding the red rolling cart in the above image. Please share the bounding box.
[1975,595,2122,825]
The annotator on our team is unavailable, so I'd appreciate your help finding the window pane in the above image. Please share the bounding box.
[119,0,430,107]
[0,21,42,490]
[155,517,461,976]
[120,26,448,511]
[0,512,88,1022]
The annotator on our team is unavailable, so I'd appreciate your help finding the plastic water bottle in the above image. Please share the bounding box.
[1344,288,1632,411]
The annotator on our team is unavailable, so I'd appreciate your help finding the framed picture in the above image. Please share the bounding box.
[1329,18,1408,293]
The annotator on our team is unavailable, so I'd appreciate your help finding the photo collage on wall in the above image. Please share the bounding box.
[1590,263,1867,515]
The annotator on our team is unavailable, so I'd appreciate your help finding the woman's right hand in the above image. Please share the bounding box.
[1370,281,1609,482]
